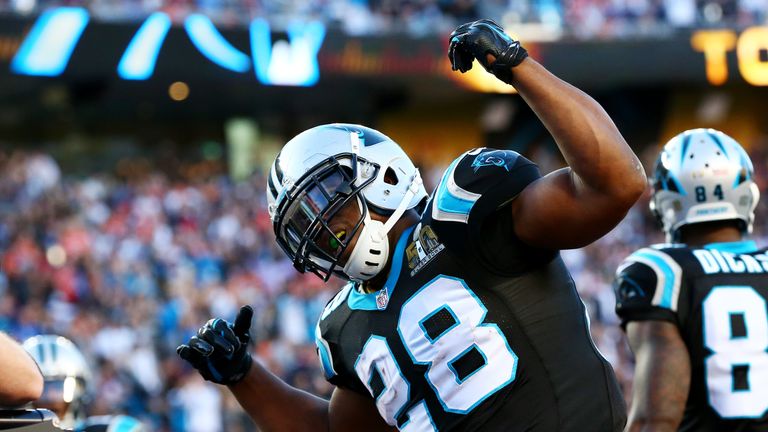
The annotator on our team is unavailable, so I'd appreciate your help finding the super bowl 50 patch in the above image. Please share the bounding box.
[406,225,445,276]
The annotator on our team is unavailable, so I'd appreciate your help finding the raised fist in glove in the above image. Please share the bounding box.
[177,305,254,385]
[448,19,528,84]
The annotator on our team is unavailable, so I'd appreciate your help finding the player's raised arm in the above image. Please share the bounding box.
[624,321,690,432]
[0,331,43,406]
[449,20,647,249]
[177,306,395,432]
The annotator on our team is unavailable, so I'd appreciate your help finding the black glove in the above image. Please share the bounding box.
[448,19,528,84]
[177,305,254,385]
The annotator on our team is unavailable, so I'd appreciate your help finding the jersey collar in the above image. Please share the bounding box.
[703,240,758,254]
[347,224,416,311]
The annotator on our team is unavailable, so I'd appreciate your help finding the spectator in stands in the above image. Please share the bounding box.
[1,0,766,38]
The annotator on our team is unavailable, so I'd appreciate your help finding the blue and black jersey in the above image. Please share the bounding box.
[615,242,768,431]
[316,148,626,431]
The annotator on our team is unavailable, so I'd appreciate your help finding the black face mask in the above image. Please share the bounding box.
[273,153,379,281]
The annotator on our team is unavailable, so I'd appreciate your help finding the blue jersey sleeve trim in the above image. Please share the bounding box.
[315,324,337,379]
[433,157,478,222]
[634,250,675,308]
[624,248,682,311]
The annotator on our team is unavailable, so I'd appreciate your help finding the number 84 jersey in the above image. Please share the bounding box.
[615,241,768,431]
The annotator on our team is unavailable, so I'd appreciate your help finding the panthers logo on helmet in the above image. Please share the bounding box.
[324,124,390,147]
[471,150,520,172]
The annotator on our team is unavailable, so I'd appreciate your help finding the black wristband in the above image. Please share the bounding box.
[490,41,528,84]
[225,352,253,385]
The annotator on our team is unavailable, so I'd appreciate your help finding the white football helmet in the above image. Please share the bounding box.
[650,128,760,242]
[23,335,92,428]
[266,124,427,281]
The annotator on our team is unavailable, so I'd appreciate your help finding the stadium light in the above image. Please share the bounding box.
[168,81,190,101]
[11,7,89,76]
[250,19,325,86]
[184,14,251,73]
[117,12,172,80]
[13,7,327,86]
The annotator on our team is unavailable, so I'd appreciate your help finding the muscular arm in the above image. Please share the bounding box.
[507,58,647,249]
[0,332,43,406]
[229,361,395,432]
[625,321,690,432]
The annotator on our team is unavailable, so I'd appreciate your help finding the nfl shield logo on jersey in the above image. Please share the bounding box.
[376,289,389,310]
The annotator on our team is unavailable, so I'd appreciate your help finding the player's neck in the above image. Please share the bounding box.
[680,224,744,248]
[361,210,420,294]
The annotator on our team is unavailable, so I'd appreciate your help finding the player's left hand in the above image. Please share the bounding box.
[448,19,528,84]
[176,305,254,385]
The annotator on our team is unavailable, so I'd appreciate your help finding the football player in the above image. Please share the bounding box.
[22,335,144,432]
[614,129,768,431]
[178,19,646,431]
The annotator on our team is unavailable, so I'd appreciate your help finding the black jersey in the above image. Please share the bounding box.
[316,148,626,432]
[615,242,768,431]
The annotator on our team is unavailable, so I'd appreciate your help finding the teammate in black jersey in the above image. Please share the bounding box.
[178,19,646,431]
[615,128,768,432]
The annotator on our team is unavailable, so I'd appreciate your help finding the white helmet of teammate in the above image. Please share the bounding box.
[650,128,760,242]
[266,124,427,281]
[23,335,92,428]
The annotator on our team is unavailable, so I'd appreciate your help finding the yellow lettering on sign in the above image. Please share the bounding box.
[691,30,737,85]
[737,27,768,86]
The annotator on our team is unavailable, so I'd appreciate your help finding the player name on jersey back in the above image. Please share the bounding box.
[693,248,768,274]
[615,241,768,431]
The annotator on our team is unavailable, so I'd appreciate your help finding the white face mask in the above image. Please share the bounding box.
[343,170,423,281]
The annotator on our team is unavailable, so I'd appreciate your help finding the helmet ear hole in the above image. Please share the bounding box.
[384,167,399,185]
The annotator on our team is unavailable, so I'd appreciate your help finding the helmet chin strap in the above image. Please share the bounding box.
[343,169,423,281]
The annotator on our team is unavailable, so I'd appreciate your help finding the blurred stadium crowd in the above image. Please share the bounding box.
[0,0,765,37]
[1,142,767,431]
[0,150,337,431]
